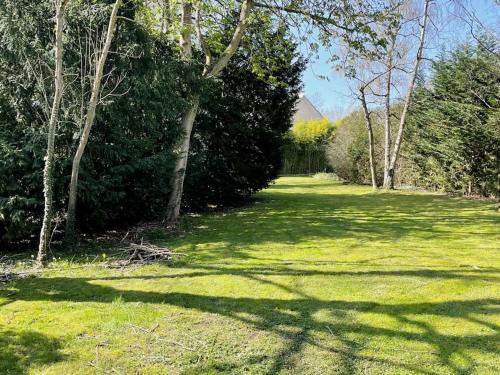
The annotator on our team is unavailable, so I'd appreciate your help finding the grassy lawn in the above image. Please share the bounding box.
[1,177,499,374]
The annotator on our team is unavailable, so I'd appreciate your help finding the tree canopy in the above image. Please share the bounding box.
[406,39,500,196]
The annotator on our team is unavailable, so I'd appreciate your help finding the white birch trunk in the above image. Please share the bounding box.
[165,0,253,223]
[385,0,430,189]
[37,0,67,266]
[165,96,200,223]
[359,88,378,189]
[382,36,396,189]
[64,0,121,243]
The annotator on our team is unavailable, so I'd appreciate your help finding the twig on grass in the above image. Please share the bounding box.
[0,240,185,284]
[107,241,186,268]
[155,337,197,352]
[126,322,161,334]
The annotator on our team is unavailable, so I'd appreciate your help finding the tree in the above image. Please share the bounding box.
[342,51,391,189]
[326,109,385,185]
[64,0,122,243]
[160,0,395,222]
[382,30,398,187]
[384,0,430,188]
[282,118,334,175]
[0,1,303,245]
[405,38,499,197]
[337,0,430,189]
[184,24,304,208]
[359,85,378,188]
[0,0,184,244]
[164,0,254,223]
[37,0,68,266]
[291,118,332,143]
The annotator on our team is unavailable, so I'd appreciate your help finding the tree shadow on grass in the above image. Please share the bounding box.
[1,274,499,374]
[175,191,499,264]
[5,186,496,268]
[266,182,338,190]
[1,183,498,373]
[0,329,66,375]
[113,264,500,283]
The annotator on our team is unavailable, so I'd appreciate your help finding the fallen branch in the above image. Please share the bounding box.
[0,272,29,283]
[108,241,185,268]
[0,260,32,283]
[0,241,184,283]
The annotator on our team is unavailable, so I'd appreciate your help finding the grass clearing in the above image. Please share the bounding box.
[1,177,499,374]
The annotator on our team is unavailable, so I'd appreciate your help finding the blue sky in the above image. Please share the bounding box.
[300,0,499,119]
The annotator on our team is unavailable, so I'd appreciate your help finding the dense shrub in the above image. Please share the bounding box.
[326,39,499,195]
[281,118,334,175]
[326,110,383,184]
[326,108,412,186]
[0,1,303,243]
[0,1,191,241]
[185,29,304,208]
[405,40,499,197]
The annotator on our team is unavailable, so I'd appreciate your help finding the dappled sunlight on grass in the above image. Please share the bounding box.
[1,177,499,374]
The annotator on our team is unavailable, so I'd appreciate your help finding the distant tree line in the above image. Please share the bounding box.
[281,118,335,175]
[327,39,499,197]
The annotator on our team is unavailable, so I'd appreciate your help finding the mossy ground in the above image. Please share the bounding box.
[1,177,499,374]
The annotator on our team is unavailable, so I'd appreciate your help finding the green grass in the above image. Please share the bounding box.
[1,177,499,374]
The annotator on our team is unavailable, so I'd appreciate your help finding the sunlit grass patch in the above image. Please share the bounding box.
[1,177,499,374]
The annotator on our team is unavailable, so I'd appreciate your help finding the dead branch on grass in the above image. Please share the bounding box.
[107,241,185,268]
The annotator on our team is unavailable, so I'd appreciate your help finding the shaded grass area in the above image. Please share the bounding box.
[1,177,499,374]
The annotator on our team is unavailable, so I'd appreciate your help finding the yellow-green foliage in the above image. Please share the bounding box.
[332,118,342,129]
[291,118,333,143]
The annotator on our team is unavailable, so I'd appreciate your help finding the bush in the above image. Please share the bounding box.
[405,40,500,197]
[0,1,190,240]
[0,2,304,242]
[281,118,334,175]
[184,27,304,209]
[326,110,380,184]
[326,107,413,186]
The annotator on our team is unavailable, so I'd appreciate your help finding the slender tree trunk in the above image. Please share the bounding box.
[359,88,377,189]
[165,96,200,223]
[386,0,430,189]
[165,0,195,224]
[165,0,253,223]
[64,0,121,244]
[179,1,193,60]
[37,0,67,266]
[382,35,396,189]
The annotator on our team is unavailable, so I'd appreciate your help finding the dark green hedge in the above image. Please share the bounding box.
[0,1,303,243]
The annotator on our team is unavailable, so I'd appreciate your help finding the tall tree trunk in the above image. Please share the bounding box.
[382,35,396,189]
[179,1,193,60]
[64,0,121,244]
[165,96,200,223]
[37,0,67,266]
[359,88,377,189]
[385,0,430,189]
[165,0,253,223]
